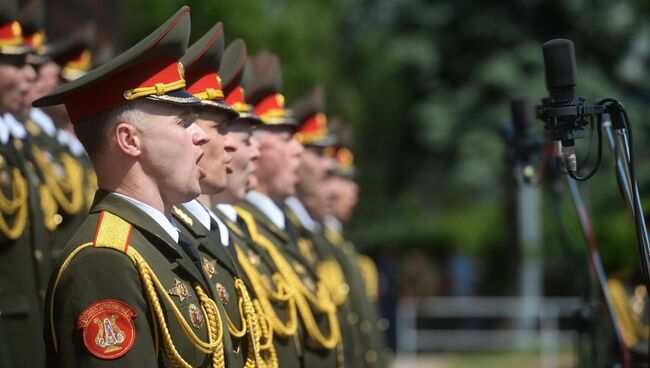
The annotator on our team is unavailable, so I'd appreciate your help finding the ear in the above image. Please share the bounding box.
[114,122,142,158]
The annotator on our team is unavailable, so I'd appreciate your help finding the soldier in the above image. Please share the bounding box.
[0,0,48,366]
[322,145,392,366]
[34,7,233,367]
[20,4,97,260]
[235,50,341,368]
[171,22,274,367]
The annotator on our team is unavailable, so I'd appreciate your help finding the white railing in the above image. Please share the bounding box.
[396,296,582,366]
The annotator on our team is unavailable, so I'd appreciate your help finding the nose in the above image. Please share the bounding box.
[291,138,304,157]
[22,64,36,85]
[189,123,209,146]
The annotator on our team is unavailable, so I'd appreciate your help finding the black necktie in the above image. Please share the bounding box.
[210,216,237,258]
[177,231,201,269]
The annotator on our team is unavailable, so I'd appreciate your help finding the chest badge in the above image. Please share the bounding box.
[168,278,190,302]
[188,303,204,329]
[202,257,217,279]
[215,282,230,305]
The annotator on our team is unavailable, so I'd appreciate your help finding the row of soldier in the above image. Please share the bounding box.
[0,3,389,368]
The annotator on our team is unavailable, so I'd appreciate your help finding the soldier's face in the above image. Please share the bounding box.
[223,121,259,201]
[194,109,233,194]
[328,176,358,222]
[0,58,33,115]
[298,146,335,193]
[25,61,61,105]
[136,104,208,205]
[254,127,303,200]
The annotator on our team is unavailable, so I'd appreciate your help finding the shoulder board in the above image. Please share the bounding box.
[172,205,193,226]
[92,211,133,253]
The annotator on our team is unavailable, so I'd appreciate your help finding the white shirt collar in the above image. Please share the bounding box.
[285,196,320,232]
[0,115,9,144]
[113,192,179,243]
[323,215,343,233]
[57,130,86,157]
[183,199,230,246]
[216,203,237,222]
[183,199,210,230]
[3,113,26,139]
[245,190,285,230]
[30,108,57,137]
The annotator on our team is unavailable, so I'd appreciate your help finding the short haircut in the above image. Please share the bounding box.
[74,100,145,162]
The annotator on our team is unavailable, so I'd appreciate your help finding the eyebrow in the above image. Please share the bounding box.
[178,110,198,126]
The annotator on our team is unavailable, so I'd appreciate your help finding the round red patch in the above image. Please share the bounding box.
[76,299,137,359]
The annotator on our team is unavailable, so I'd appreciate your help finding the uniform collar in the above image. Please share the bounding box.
[216,203,237,222]
[183,199,230,246]
[0,115,9,144]
[323,215,343,233]
[30,108,57,137]
[3,113,26,139]
[285,196,320,233]
[57,129,87,157]
[245,190,285,230]
[113,192,179,243]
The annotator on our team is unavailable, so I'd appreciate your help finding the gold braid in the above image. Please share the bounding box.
[236,245,299,337]
[254,234,340,349]
[317,259,349,307]
[0,168,28,240]
[33,148,84,215]
[39,184,59,231]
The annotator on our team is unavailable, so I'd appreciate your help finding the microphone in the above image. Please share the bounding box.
[510,96,541,182]
[536,38,604,175]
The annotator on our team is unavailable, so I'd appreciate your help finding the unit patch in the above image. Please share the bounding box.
[188,303,204,329]
[76,299,137,359]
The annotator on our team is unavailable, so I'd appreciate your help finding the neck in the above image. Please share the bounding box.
[210,189,237,206]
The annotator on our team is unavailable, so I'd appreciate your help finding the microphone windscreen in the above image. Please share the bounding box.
[510,95,534,133]
[543,38,577,98]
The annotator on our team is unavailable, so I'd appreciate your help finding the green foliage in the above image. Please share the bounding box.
[122,0,650,292]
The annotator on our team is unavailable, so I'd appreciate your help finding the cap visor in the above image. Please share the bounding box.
[200,99,240,120]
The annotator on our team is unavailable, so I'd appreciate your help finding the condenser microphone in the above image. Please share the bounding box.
[537,38,604,174]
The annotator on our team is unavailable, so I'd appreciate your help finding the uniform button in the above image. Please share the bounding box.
[13,139,23,150]
[364,350,377,363]
[39,289,46,299]
[339,283,350,295]
[54,214,63,225]
[34,249,44,262]
[378,318,390,331]
[361,320,372,333]
[347,312,359,325]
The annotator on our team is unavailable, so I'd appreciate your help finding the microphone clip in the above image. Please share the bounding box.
[536,97,605,143]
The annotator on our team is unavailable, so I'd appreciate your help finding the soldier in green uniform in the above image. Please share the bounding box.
[284,86,378,368]
[171,22,275,368]
[235,50,342,368]
[322,145,392,366]
[0,1,49,366]
[20,7,98,260]
[34,7,236,367]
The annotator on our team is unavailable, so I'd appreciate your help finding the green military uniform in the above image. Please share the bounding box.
[0,1,49,366]
[34,7,233,367]
[173,203,271,367]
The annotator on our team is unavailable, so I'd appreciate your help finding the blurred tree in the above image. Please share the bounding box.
[122,0,650,293]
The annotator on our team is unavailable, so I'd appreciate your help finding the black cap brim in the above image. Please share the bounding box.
[144,88,202,107]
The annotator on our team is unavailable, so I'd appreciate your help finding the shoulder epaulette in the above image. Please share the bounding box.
[92,210,133,253]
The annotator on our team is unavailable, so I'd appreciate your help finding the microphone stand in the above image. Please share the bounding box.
[561,141,630,367]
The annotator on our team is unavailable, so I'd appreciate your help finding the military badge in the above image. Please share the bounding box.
[215,282,230,305]
[202,257,217,279]
[76,299,137,359]
[188,303,204,329]
[247,250,260,266]
[292,261,305,276]
[168,278,190,301]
